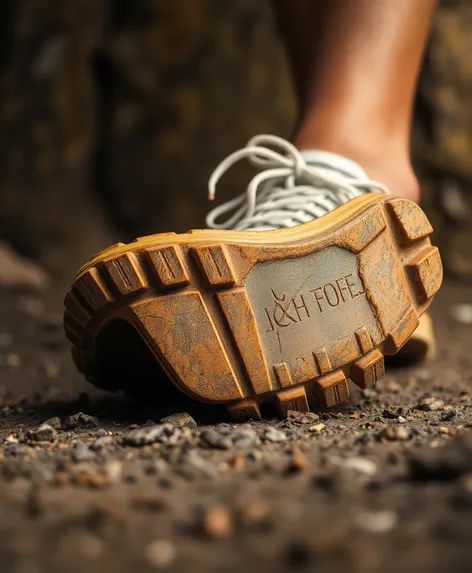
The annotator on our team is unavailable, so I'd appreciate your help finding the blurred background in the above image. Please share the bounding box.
[0,0,472,289]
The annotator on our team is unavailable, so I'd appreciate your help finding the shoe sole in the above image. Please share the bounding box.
[64,194,442,420]
[390,312,436,362]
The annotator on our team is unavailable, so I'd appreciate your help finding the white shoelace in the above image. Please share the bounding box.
[206,134,389,231]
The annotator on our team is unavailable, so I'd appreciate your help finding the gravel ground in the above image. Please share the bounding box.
[1,282,472,573]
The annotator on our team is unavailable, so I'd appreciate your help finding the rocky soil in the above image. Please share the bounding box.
[1,282,472,573]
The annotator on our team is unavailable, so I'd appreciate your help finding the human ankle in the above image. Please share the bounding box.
[292,127,420,203]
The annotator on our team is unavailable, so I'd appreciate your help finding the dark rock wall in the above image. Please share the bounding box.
[0,0,469,278]
[414,1,472,277]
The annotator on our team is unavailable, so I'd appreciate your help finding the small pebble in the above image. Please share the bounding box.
[441,409,457,422]
[73,443,96,463]
[160,412,197,428]
[417,396,445,412]
[286,446,310,474]
[145,540,177,569]
[26,424,56,442]
[203,505,233,539]
[104,460,123,483]
[287,411,320,424]
[262,427,287,443]
[309,423,326,433]
[340,457,378,476]
[379,426,410,441]
[231,426,259,448]
[91,436,113,451]
[200,429,232,450]
[124,424,180,447]
[43,417,61,430]
[66,412,99,429]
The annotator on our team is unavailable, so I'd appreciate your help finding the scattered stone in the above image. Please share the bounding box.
[200,429,232,450]
[309,423,326,434]
[378,426,410,441]
[216,423,232,435]
[361,388,377,400]
[355,510,398,533]
[416,396,445,412]
[411,427,429,438]
[91,436,113,451]
[382,407,399,419]
[383,406,410,419]
[104,460,123,483]
[441,409,457,422]
[66,412,99,429]
[398,416,407,424]
[287,411,320,424]
[26,424,56,442]
[124,424,181,447]
[262,427,287,443]
[95,428,108,437]
[145,540,177,569]
[439,426,454,435]
[231,426,259,448]
[71,465,109,489]
[129,424,140,430]
[202,505,234,539]
[43,417,61,430]
[72,443,96,463]
[286,446,310,474]
[184,450,218,478]
[160,412,197,428]
[339,457,378,476]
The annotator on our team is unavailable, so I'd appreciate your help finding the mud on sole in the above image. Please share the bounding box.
[64,194,443,420]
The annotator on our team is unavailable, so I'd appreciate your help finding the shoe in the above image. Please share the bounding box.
[389,312,436,363]
[64,135,442,419]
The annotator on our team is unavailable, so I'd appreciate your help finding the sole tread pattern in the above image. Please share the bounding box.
[64,195,442,418]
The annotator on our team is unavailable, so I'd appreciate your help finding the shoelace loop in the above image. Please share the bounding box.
[206,134,389,231]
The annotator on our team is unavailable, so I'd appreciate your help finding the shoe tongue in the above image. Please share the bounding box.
[300,150,367,180]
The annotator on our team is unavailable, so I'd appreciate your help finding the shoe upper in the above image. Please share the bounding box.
[206,134,389,231]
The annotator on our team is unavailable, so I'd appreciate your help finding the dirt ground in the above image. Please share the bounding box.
[1,281,472,573]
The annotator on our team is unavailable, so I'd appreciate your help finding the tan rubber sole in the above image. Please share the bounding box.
[64,194,443,420]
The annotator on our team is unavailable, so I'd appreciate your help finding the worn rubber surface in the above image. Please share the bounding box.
[64,194,443,419]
